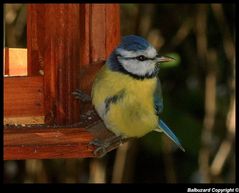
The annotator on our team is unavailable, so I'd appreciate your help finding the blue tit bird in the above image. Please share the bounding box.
[91,35,185,155]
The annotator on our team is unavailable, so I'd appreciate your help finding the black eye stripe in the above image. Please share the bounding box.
[136,55,147,61]
[116,54,156,61]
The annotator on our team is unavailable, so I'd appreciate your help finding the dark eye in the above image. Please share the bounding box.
[136,55,147,61]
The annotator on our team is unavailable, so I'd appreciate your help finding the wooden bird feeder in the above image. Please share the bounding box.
[4,4,121,160]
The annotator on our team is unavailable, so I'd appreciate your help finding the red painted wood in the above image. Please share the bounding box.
[4,76,44,117]
[28,4,82,124]
[27,4,120,125]
[79,4,90,68]
[4,127,95,160]
[4,145,94,160]
[4,48,9,75]
[105,4,121,57]
[27,4,46,76]
[90,4,106,62]
[4,4,121,160]
[3,119,114,160]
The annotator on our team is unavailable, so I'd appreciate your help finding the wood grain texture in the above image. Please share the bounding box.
[4,120,116,160]
[27,4,46,76]
[4,48,9,75]
[4,127,95,160]
[28,4,82,125]
[90,4,106,62]
[105,4,121,57]
[28,4,120,125]
[4,76,44,117]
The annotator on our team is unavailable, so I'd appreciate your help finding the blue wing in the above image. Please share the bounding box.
[154,79,164,115]
[154,79,185,152]
[158,120,185,152]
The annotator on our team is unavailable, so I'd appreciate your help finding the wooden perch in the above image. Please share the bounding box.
[4,111,120,160]
[4,127,95,160]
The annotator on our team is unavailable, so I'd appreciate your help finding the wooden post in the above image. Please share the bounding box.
[27,4,120,125]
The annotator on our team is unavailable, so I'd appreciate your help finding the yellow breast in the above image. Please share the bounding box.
[92,65,158,137]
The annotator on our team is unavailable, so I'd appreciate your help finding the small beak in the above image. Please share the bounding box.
[156,55,175,63]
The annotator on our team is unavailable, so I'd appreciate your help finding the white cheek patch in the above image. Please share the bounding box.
[117,46,157,58]
[118,58,156,76]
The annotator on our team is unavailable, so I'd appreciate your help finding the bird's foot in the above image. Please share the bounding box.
[89,136,123,158]
[72,89,91,102]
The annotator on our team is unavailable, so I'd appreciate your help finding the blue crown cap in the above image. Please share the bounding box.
[117,35,150,51]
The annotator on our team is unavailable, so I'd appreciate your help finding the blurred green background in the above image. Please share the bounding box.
[3,4,235,183]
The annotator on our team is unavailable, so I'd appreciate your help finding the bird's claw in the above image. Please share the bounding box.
[89,139,109,158]
[89,136,123,158]
[72,89,91,102]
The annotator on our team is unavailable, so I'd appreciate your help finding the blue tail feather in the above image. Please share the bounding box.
[158,119,185,152]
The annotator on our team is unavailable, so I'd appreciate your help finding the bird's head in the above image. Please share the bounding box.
[107,35,174,79]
